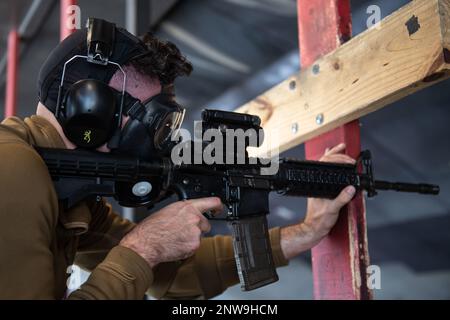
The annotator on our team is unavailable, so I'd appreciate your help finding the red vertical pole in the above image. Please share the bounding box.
[60,0,78,41]
[297,0,372,300]
[4,29,19,118]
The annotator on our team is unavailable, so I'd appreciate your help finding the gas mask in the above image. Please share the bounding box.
[110,88,185,159]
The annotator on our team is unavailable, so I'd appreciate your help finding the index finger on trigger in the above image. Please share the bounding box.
[187,197,224,216]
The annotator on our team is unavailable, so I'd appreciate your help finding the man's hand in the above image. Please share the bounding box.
[120,197,222,268]
[280,143,356,260]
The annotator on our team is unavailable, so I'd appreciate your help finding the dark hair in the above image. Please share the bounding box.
[128,32,193,85]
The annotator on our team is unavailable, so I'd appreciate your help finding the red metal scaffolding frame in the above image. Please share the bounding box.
[4,29,19,118]
[60,0,78,41]
[3,0,78,119]
[298,0,371,300]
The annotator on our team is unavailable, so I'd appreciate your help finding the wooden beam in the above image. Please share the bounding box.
[237,0,450,156]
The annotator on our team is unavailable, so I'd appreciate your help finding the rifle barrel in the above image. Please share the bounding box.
[374,180,440,195]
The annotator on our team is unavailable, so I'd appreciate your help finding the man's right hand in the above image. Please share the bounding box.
[119,197,223,268]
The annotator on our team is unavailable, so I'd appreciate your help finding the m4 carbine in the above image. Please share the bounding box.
[36,109,440,291]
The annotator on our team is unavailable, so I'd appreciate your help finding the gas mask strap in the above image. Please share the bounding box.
[107,95,145,150]
[127,101,147,121]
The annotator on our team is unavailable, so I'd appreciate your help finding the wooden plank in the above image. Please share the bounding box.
[298,0,371,300]
[237,0,450,156]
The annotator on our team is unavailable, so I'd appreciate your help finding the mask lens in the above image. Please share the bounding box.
[154,108,185,149]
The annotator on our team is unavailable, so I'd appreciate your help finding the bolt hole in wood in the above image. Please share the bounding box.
[405,15,420,36]
[289,80,296,90]
[315,113,324,125]
[312,64,320,75]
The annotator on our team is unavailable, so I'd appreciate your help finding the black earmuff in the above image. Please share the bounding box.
[59,79,120,148]
[54,18,125,149]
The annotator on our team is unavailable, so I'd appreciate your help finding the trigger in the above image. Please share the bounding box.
[203,211,213,219]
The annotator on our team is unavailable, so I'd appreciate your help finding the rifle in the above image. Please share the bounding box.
[35,109,440,291]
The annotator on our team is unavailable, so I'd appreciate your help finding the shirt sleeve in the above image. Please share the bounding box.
[147,227,289,299]
[0,143,59,299]
[74,199,136,270]
[74,191,289,300]
[68,245,153,300]
[0,143,152,299]
[76,198,290,300]
[69,200,156,299]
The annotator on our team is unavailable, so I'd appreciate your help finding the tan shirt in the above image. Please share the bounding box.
[0,115,288,299]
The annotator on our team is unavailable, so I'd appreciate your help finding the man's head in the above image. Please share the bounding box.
[37,20,192,153]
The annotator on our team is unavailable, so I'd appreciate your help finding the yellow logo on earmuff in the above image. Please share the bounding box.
[83,130,92,143]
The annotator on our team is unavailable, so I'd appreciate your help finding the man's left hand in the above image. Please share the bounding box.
[280,143,357,260]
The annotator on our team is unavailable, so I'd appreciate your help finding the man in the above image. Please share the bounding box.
[0,23,356,299]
